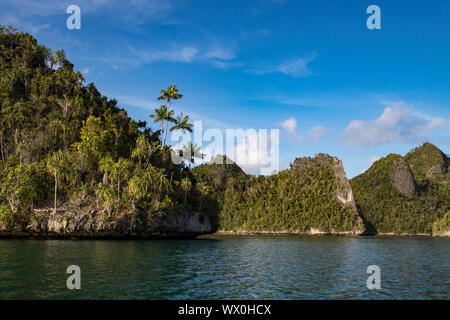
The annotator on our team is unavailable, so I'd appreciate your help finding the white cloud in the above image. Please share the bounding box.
[279,117,297,133]
[129,45,199,64]
[247,54,315,77]
[276,56,314,77]
[203,46,236,60]
[1,0,173,23]
[0,14,50,34]
[97,42,239,70]
[307,126,330,142]
[210,60,244,70]
[340,102,448,146]
[279,117,329,144]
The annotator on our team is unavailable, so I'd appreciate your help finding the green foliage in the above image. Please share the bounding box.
[350,144,450,234]
[193,155,363,233]
[432,212,449,235]
[0,160,47,226]
[0,26,192,228]
[405,142,448,183]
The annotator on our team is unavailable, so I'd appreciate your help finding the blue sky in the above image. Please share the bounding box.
[1,0,449,177]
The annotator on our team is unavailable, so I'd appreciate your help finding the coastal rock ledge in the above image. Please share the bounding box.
[0,209,212,239]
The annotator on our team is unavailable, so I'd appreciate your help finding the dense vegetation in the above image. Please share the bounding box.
[0,26,207,231]
[193,154,364,233]
[350,143,450,234]
[0,27,448,236]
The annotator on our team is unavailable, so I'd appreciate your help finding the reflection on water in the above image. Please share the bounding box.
[0,236,448,299]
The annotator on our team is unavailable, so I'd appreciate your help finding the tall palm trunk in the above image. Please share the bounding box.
[163,100,170,146]
[160,120,164,145]
[0,131,4,162]
[54,171,57,213]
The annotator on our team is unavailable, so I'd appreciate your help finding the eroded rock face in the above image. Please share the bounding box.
[19,209,212,238]
[426,163,447,179]
[422,147,448,179]
[152,212,212,234]
[329,156,357,209]
[390,158,417,196]
[291,153,365,234]
[293,153,357,208]
[405,142,449,180]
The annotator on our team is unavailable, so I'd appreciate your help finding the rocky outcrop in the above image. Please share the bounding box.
[330,156,357,209]
[405,142,449,180]
[426,162,447,179]
[390,157,417,196]
[0,208,212,239]
[152,211,212,234]
[293,153,358,209]
[290,153,365,234]
[194,155,244,185]
[350,144,450,236]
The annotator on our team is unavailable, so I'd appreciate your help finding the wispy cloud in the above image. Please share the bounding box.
[203,46,236,60]
[238,29,271,40]
[95,41,239,70]
[307,126,331,142]
[340,101,448,146]
[279,117,297,133]
[247,54,316,77]
[1,0,174,23]
[279,117,330,144]
[0,13,50,35]
[129,45,199,64]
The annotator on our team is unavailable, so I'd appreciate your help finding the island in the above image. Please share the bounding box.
[0,26,448,239]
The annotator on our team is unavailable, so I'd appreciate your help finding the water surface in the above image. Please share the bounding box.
[0,236,448,299]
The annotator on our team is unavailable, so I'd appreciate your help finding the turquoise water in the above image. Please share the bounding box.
[0,236,448,299]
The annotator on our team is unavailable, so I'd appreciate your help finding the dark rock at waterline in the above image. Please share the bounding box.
[0,208,212,239]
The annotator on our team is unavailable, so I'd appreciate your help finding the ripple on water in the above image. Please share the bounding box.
[0,236,448,299]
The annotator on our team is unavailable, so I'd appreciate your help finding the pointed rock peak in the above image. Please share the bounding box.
[405,142,448,180]
[291,153,339,171]
[209,154,236,166]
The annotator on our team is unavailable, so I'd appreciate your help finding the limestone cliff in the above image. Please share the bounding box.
[0,208,212,238]
[390,157,417,196]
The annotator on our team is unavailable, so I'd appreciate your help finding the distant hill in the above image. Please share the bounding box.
[350,142,449,235]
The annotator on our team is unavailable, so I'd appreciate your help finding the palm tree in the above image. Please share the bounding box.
[99,156,131,199]
[162,109,175,146]
[170,113,193,145]
[128,175,145,209]
[157,84,182,145]
[149,105,168,145]
[182,142,205,169]
[46,150,70,213]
